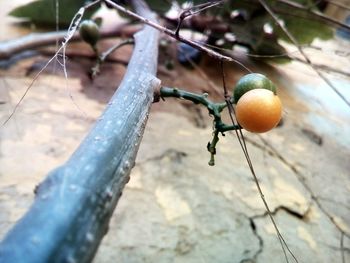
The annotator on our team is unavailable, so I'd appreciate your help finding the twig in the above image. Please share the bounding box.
[292,57,350,78]
[176,42,223,96]
[207,130,220,166]
[258,0,350,109]
[174,1,224,36]
[103,0,252,73]
[341,229,345,263]
[275,0,350,31]
[39,48,129,66]
[200,41,350,78]
[325,0,350,11]
[159,86,239,165]
[159,86,235,131]
[0,24,139,60]
[91,38,134,77]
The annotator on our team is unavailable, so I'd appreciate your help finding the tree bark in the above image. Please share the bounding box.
[0,1,160,262]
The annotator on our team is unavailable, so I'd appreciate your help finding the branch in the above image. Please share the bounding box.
[0,24,139,60]
[0,1,160,262]
[292,57,350,78]
[325,0,350,11]
[174,1,224,36]
[91,38,134,77]
[103,0,252,73]
[158,86,239,166]
[258,0,350,109]
[275,0,350,31]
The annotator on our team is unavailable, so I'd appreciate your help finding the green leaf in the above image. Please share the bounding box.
[9,0,100,28]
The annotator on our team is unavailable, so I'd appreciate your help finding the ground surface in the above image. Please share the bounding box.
[0,2,350,263]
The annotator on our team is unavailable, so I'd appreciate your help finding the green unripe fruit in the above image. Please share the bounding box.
[233,73,277,103]
[79,20,100,47]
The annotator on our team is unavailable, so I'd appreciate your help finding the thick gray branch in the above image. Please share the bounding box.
[0,1,159,263]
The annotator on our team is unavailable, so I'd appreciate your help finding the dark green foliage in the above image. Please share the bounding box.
[9,0,100,28]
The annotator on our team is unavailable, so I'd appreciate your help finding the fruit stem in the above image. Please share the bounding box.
[91,39,134,78]
[160,87,211,107]
[160,86,240,165]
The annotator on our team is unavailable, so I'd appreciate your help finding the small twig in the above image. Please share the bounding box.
[160,87,211,106]
[38,48,129,66]
[0,24,139,60]
[220,60,230,100]
[91,38,134,77]
[100,39,134,62]
[103,0,251,73]
[340,232,345,263]
[200,42,350,78]
[259,0,350,109]
[325,0,350,11]
[275,0,350,31]
[292,57,350,78]
[159,86,240,165]
[174,40,224,96]
[174,1,224,36]
[159,87,235,120]
[207,130,219,166]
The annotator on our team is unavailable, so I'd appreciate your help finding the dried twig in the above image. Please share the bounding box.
[91,38,134,77]
[0,24,139,60]
[275,0,350,31]
[259,0,350,109]
[325,0,350,11]
[174,1,224,36]
[103,0,252,73]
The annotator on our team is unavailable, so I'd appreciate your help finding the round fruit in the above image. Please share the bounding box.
[233,73,277,103]
[235,88,282,133]
[79,20,100,46]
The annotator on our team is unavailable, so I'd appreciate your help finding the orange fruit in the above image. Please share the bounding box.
[235,89,282,133]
